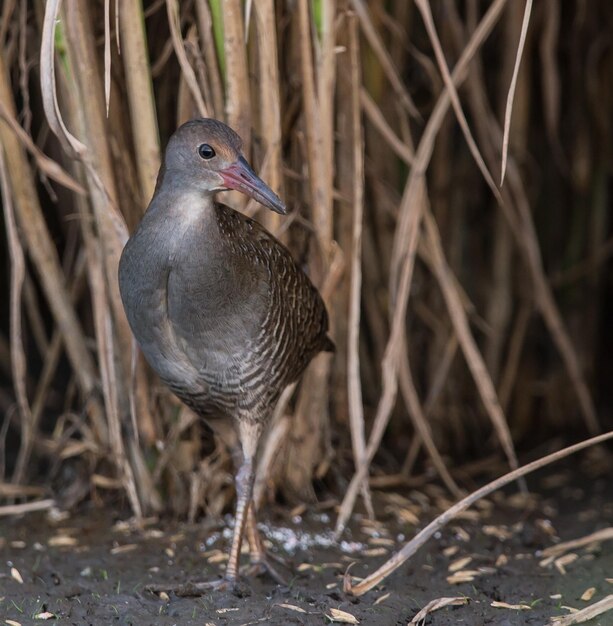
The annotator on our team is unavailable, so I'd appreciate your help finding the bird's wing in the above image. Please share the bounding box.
[214,205,332,378]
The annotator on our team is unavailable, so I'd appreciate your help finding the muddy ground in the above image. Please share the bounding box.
[1,463,612,625]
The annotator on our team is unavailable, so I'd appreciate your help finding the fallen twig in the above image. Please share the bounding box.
[344,431,613,596]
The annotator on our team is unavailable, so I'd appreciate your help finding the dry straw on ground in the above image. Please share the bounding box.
[0,0,611,548]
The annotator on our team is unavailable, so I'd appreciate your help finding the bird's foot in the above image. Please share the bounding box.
[147,576,241,597]
[241,552,290,586]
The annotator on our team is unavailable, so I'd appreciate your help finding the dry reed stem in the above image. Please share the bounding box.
[333,0,357,467]
[444,4,599,434]
[104,0,111,116]
[484,221,512,379]
[0,0,16,44]
[253,383,296,508]
[166,0,208,118]
[254,0,282,233]
[119,0,161,203]
[222,0,251,150]
[398,5,522,474]
[316,0,336,246]
[40,2,94,167]
[152,407,198,485]
[401,335,459,477]
[390,0,508,289]
[41,0,128,252]
[0,47,96,397]
[42,0,152,513]
[0,102,85,194]
[282,0,336,497]
[336,0,509,537]
[500,0,532,185]
[539,0,562,154]
[401,434,423,477]
[484,3,521,378]
[551,237,613,288]
[194,0,224,118]
[20,368,64,481]
[361,68,518,484]
[79,192,142,517]
[40,0,113,207]
[422,209,520,477]
[0,483,45,497]
[118,0,163,444]
[31,257,86,433]
[415,0,501,204]
[345,15,373,518]
[0,498,56,517]
[505,161,599,434]
[336,182,424,537]
[62,0,144,460]
[114,0,121,52]
[548,596,613,626]
[344,429,613,596]
[1,0,606,529]
[360,89,414,165]
[350,0,419,118]
[398,336,461,497]
[498,302,532,411]
[424,335,459,415]
[17,2,31,135]
[0,144,31,485]
[22,279,49,358]
[297,0,327,248]
[541,527,613,559]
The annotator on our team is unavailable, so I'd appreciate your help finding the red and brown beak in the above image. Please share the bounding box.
[220,156,286,215]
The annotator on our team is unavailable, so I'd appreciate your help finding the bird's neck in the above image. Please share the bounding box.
[148,181,217,230]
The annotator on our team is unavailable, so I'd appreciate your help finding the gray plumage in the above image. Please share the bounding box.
[118,118,332,587]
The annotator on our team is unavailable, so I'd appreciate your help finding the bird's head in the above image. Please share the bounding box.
[161,118,286,215]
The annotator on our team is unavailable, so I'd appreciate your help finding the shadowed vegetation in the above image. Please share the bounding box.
[0,2,612,584]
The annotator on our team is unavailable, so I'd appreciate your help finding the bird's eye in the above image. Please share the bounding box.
[198,143,216,159]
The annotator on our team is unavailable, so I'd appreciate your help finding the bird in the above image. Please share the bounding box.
[118,118,333,590]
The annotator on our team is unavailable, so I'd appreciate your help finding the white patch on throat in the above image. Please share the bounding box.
[175,190,210,225]
[165,191,216,249]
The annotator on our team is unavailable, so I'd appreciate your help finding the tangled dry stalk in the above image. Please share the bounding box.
[0,0,610,580]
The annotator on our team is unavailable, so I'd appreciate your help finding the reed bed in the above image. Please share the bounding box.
[0,0,611,541]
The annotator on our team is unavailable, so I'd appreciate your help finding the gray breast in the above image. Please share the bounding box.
[119,197,331,423]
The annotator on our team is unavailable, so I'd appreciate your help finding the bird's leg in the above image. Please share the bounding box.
[224,453,255,582]
[147,434,257,597]
[146,469,254,596]
[241,501,288,585]
[232,437,288,584]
